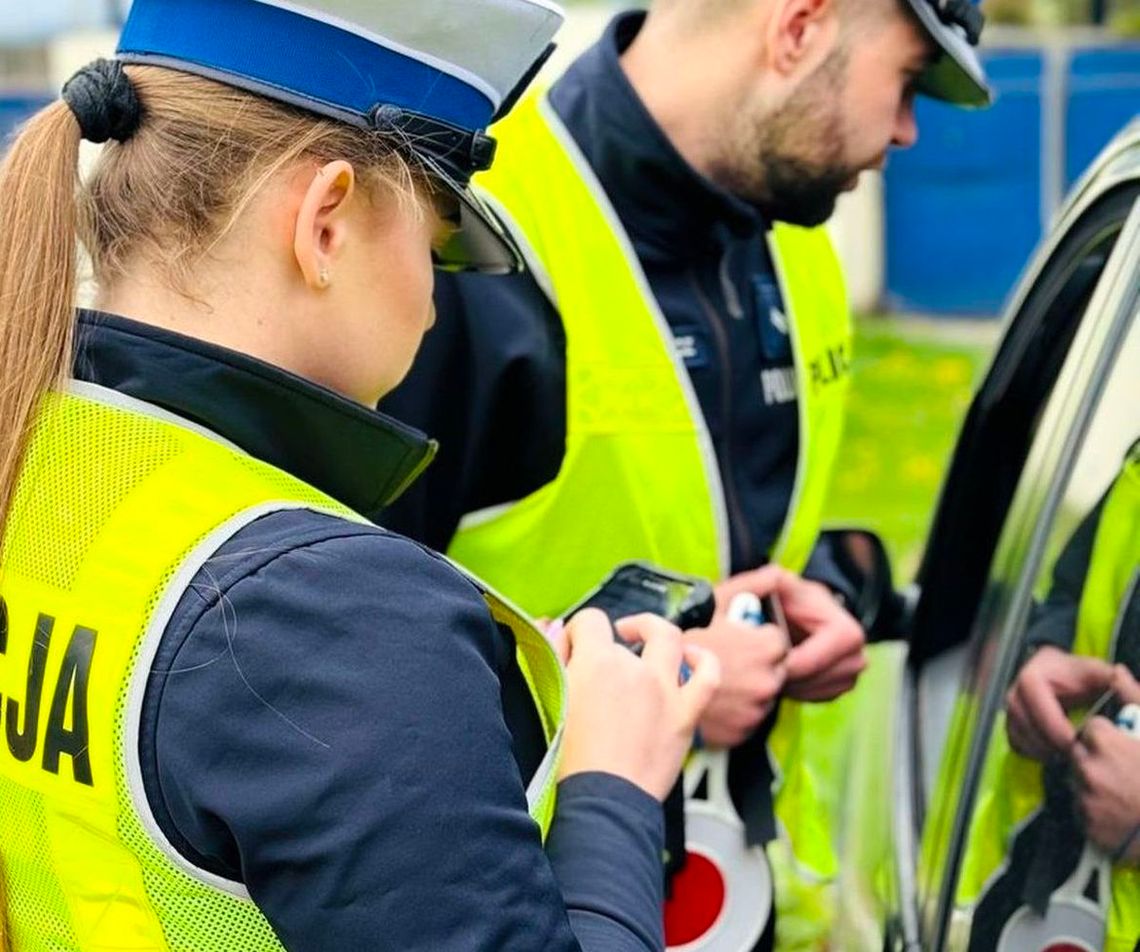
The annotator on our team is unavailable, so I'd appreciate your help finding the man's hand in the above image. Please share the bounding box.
[713,566,865,705]
[1071,666,1140,863]
[1005,646,1114,762]
[685,584,789,747]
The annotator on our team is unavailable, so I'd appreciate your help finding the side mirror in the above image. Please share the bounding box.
[815,528,905,641]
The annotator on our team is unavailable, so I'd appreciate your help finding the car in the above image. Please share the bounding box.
[825,116,1140,951]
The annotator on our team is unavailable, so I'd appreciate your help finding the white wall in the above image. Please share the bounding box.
[47,29,116,86]
[47,30,116,307]
[829,174,884,314]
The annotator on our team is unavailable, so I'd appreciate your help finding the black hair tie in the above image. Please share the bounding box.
[62,59,142,144]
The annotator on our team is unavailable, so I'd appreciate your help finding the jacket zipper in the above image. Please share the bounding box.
[687,264,759,571]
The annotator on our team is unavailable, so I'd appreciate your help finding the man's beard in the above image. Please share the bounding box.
[759,152,855,228]
[715,48,859,228]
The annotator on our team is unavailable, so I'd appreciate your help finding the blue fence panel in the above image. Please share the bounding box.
[0,93,53,151]
[885,50,1044,316]
[1066,47,1140,187]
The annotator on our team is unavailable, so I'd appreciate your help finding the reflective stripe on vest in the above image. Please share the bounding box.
[445,90,854,949]
[0,383,564,951]
[956,450,1140,949]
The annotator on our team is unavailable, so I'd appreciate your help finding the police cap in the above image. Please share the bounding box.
[114,0,565,273]
[903,0,990,107]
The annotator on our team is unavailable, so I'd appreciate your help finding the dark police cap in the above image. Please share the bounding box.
[904,0,991,106]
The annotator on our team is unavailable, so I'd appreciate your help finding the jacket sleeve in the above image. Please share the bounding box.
[144,511,664,952]
[1024,493,1107,654]
[378,270,567,551]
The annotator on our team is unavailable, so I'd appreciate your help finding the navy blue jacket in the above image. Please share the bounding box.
[381,11,807,577]
[74,311,667,952]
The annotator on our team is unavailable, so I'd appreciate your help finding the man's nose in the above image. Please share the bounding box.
[893,98,919,149]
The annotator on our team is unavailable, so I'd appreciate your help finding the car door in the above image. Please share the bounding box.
[889,122,1140,951]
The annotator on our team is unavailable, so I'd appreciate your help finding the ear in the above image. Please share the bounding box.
[293,160,357,291]
[767,0,836,77]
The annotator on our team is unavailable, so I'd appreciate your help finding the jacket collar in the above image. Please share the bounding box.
[73,311,437,520]
[549,10,764,263]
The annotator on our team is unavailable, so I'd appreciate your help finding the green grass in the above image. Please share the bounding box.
[821,317,995,580]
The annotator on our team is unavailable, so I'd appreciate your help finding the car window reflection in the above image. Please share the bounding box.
[969,449,1139,950]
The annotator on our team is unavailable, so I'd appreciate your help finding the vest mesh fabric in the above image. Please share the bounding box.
[0,387,564,951]
[1,391,344,950]
[0,784,81,949]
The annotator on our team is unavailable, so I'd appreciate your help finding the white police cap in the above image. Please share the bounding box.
[114,0,565,273]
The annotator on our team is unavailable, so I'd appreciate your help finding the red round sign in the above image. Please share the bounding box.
[1042,945,1094,952]
[663,851,727,946]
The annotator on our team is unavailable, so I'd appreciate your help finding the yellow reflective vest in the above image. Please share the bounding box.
[447,91,854,948]
[956,448,1140,950]
[0,383,565,951]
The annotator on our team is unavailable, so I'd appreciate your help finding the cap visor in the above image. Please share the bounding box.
[907,0,992,106]
[427,166,523,274]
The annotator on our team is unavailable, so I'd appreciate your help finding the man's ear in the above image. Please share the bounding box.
[767,0,835,77]
[293,160,356,291]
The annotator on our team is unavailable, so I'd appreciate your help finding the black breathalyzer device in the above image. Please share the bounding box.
[561,561,716,631]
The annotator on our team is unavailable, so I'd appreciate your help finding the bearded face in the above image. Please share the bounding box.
[713,47,863,227]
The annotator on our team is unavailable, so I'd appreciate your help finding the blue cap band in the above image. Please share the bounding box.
[116,0,495,133]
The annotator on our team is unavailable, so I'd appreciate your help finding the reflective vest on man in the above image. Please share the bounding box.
[956,447,1140,950]
[447,90,855,948]
[0,383,564,951]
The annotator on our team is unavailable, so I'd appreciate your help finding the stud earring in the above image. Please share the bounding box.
[318,268,331,288]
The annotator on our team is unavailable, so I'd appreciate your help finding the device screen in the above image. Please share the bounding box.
[576,567,695,622]
[564,563,715,631]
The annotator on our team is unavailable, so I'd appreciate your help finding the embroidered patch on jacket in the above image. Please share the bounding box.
[751,274,792,364]
[671,325,712,369]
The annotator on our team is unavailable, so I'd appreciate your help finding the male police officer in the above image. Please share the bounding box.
[960,443,1140,950]
[382,0,989,946]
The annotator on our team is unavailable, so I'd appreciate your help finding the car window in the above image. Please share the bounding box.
[916,194,1140,951]
[911,183,1140,820]
[912,181,1140,669]
[954,319,1140,952]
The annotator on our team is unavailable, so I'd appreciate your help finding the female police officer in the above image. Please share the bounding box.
[0,1,719,949]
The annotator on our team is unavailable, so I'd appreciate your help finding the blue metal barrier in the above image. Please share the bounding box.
[1066,48,1140,187]
[885,50,1044,316]
[885,40,1140,316]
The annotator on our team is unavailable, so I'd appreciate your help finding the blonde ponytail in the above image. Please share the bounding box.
[0,102,82,535]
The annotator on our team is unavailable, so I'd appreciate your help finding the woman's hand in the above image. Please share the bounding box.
[558,609,720,800]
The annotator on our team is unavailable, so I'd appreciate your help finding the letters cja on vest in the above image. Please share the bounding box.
[0,594,96,786]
